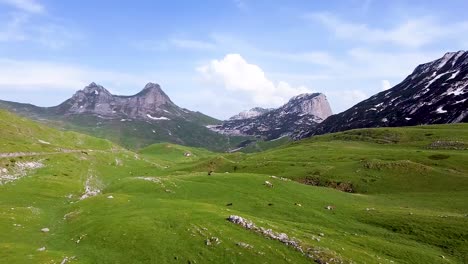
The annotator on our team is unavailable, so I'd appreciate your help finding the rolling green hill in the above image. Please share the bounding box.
[1,110,467,263]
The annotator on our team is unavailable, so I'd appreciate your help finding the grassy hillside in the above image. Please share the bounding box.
[1,111,467,263]
[0,100,249,152]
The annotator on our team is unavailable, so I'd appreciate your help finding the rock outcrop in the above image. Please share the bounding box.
[208,93,333,140]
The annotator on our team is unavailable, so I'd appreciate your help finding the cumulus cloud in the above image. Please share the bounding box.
[381,80,391,91]
[197,54,311,107]
[0,0,44,13]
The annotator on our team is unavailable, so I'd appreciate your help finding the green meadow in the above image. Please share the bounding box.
[1,110,467,263]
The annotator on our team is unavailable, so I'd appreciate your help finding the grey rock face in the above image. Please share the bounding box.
[208,93,333,140]
[54,82,177,119]
[229,107,272,120]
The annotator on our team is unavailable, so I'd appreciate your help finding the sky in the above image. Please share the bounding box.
[0,0,467,119]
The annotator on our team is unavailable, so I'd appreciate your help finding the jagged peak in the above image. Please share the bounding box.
[288,93,324,102]
[143,82,162,91]
[82,82,110,95]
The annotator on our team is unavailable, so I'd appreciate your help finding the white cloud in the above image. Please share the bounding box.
[327,89,368,113]
[0,0,44,13]
[261,50,342,68]
[308,12,468,48]
[0,58,150,91]
[170,38,216,50]
[197,54,311,107]
[381,80,391,91]
[0,12,79,49]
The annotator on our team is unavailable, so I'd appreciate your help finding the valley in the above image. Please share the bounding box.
[1,110,467,263]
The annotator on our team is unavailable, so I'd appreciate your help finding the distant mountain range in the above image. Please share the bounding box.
[208,93,332,140]
[295,50,467,139]
[0,51,466,150]
[0,83,245,151]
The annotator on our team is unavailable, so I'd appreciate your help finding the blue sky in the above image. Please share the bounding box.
[0,0,467,119]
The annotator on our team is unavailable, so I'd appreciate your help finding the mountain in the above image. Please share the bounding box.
[229,107,273,120]
[296,50,468,139]
[0,83,248,151]
[208,93,333,140]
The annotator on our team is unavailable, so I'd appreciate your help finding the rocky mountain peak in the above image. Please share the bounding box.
[82,82,111,95]
[284,93,333,121]
[296,51,468,139]
[209,92,333,140]
[131,82,173,106]
[56,83,177,119]
[229,107,272,120]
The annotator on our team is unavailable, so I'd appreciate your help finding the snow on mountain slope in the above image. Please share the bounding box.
[296,50,468,139]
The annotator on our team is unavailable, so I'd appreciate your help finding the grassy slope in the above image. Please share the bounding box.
[1,110,467,263]
[0,100,248,152]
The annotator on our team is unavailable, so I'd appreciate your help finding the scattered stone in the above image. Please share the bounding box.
[270,175,290,181]
[366,208,375,211]
[107,195,114,199]
[136,176,160,183]
[205,237,221,246]
[184,152,192,157]
[41,228,50,233]
[319,233,324,237]
[37,247,46,252]
[264,181,273,188]
[60,256,76,264]
[295,203,302,207]
[226,203,233,206]
[227,215,303,254]
[80,176,101,200]
[76,234,87,244]
[236,242,253,249]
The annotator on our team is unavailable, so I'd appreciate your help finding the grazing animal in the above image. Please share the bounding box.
[226,203,233,206]
[208,170,213,176]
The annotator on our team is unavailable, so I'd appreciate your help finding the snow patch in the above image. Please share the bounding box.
[435,106,447,114]
[453,99,467,104]
[447,86,465,96]
[425,72,447,88]
[447,70,460,80]
[147,114,170,120]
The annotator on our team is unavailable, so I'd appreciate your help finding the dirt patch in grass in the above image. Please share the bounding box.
[298,176,355,193]
[428,154,450,160]
[427,141,466,150]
